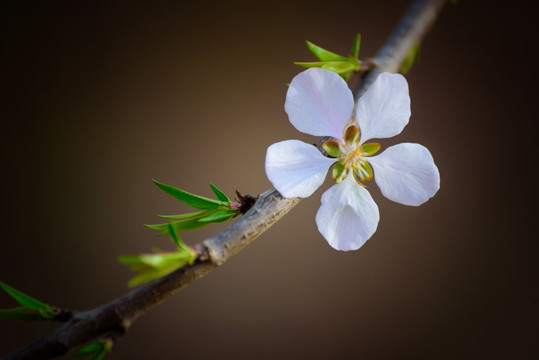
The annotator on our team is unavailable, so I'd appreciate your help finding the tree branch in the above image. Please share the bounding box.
[2,1,447,359]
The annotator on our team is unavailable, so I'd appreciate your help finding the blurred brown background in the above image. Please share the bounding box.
[1,1,536,359]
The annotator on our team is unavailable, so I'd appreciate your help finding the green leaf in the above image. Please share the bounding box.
[209,184,230,203]
[147,208,240,235]
[146,216,211,235]
[0,307,54,321]
[306,41,349,62]
[293,61,329,68]
[78,339,112,360]
[400,44,420,74]
[153,180,226,210]
[0,281,52,310]
[199,210,237,223]
[321,61,358,73]
[167,223,181,247]
[118,248,197,287]
[352,33,361,59]
[156,211,204,219]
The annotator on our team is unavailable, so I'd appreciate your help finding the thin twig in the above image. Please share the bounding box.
[1,1,447,359]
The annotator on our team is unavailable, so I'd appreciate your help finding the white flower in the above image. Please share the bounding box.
[265,68,440,251]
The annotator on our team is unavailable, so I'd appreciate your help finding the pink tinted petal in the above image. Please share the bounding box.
[355,72,411,144]
[315,175,380,251]
[368,143,440,206]
[285,68,354,139]
[265,140,335,198]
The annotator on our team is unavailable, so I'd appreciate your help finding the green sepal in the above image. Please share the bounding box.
[306,41,349,62]
[0,281,58,320]
[209,184,230,203]
[78,339,112,360]
[153,180,227,210]
[322,140,340,158]
[361,142,381,156]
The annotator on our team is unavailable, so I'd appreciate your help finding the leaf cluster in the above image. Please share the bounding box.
[118,224,197,287]
[145,180,239,236]
[119,181,243,287]
[0,281,60,321]
[294,34,371,81]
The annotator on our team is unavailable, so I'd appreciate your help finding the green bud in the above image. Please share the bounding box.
[361,142,381,156]
[332,162,347,183]
[344,125,360,145]
[322,140,340,158]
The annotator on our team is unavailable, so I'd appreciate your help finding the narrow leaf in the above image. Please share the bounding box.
[400,44,420,74]
[306,41,348,62]
[352,33,361,59]
[199,211,237,223]
[78,339,111,360]
[209,184,230,203]
[145,215,212,235]
[0,307,53,321]
[153,180,226,210]
[119,249,196,287]
[156,211,203,219]
[167,223,181,246]
[293,61,328,68]
[168,216,212,232]
[0,281,52,310]
[320,61,357,73]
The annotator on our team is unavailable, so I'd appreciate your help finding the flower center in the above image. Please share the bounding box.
[339,142,371,181]
[322,125,381,185]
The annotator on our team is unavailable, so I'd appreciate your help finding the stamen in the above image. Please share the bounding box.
[334,138,374,183]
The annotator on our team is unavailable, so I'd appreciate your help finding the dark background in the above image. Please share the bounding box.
[1,1,536,359]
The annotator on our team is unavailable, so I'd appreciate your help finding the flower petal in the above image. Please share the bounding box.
[355,72,411,144]
[265,139,336,198]
[285,68,354,139]
[368,143,440,206]
[315,175,380,251]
